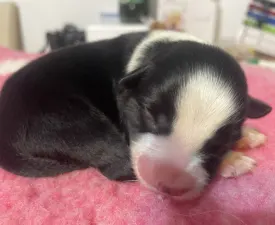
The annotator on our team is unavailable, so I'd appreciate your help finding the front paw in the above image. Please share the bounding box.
[220,151,257,178]
[235,126,266,150]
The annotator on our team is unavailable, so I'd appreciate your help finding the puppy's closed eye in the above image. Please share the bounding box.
[142,104,172,135]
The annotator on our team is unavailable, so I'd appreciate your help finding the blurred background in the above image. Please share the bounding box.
[0,0,275,65]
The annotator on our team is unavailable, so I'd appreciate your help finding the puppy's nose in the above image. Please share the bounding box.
[136,155,196,196]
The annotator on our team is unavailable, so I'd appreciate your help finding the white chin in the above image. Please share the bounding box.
[145,182,205,201]
[169,188,204,201]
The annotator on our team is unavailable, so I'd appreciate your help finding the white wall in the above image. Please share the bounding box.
[1,0,251,52]
[183,0,250,43]
[16,0,118,52]
[220,0,250,41]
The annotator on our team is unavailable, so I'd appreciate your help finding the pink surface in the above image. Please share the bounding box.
[0,47,38,89]
[0,47,275,225]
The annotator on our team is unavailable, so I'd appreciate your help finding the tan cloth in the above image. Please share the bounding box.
[0,2,22,50]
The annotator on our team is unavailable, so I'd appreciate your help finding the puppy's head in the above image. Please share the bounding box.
[118,32,272,200]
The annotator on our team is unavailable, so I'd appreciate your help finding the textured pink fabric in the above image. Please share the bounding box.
[0,47,275,225]
[0,47,38,89]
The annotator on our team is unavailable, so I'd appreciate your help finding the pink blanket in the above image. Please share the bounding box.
[0,47,275,225]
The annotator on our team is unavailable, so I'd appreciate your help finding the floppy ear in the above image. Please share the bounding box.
[118,66,148,92]
[247,96,272,119]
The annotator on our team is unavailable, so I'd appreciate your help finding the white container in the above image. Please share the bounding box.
[86,24,148,42]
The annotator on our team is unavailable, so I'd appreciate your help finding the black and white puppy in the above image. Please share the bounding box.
[0,31,271,200]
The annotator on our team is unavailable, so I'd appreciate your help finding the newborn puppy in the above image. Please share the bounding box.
[0,31,271,200]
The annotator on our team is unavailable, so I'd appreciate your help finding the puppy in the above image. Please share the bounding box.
[0,31,271,200]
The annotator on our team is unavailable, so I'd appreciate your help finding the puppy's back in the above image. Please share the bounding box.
[0,33,146,177]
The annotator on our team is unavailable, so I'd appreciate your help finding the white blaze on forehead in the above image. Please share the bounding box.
[126,30,205,74]
[173,69,237,153]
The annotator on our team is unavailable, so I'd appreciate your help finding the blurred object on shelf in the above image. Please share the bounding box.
[219,40,256,62]
[40,24,86,53]
[149,18,184,32]
[149,21,167,30]
[156,0,187,31]
[164,11,183,31]
[119,0,149,23]
[237,0,275,57]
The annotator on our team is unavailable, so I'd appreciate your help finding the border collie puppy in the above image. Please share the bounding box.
[0,31,271,200]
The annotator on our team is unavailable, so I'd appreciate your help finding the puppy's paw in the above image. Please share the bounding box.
[220,151,257,178]
[245,128,266,149]
[235,126,267,150]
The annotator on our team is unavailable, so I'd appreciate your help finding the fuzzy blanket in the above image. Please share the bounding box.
[0,47,275,225]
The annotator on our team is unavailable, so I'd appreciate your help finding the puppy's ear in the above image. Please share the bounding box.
[247,96,272,119]
[118,66,148,92]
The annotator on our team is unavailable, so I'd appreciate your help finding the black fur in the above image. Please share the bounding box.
[0,33,146,180]
[0,32,271,182]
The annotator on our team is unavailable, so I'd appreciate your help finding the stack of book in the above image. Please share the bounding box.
[238,0,275,57]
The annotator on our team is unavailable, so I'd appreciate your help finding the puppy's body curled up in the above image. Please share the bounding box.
[0,33,141,180]
[0,31,271,200]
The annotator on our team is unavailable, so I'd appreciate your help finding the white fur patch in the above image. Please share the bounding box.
[126,30,205,74]
[173,69,237,154]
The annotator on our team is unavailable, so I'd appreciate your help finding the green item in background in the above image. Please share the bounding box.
[247,57,259,64]
[244,17,275,34]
